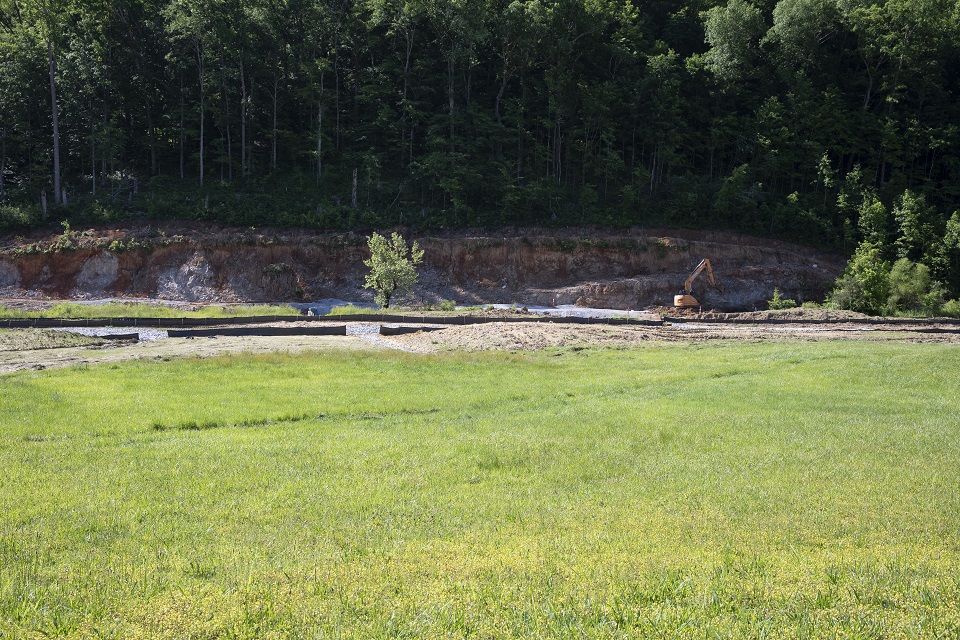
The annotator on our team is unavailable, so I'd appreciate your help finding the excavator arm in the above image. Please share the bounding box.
[674,259,722,307]
[682,259,715,294]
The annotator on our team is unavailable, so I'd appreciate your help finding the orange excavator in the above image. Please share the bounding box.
[674,259,723,307]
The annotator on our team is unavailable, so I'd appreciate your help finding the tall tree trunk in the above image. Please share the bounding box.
[316,73,323,183]
[447,56,455,154]
[0,127,6,199]
[494,67,510,160]
[90,113,96,194]
[272,65,279,170]
[221,53,232,181]
[650,146,658,194]
[240,58,247,176]
[47,38,62,206]
[403,29,413,169]
[147,109,157,176]
[197,41,205,187]
[351,168,358,208]
[334,48,340,150]
[101,105,107,185]
[179,70,185,179]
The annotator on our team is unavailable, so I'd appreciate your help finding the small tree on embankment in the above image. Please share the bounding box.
[363,232,424,308]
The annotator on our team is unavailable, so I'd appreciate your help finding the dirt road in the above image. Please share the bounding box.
[2,310,958,374]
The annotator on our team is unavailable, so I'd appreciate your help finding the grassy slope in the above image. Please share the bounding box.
[1,342,959,638]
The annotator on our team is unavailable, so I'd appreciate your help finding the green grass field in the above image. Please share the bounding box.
[1,341,959,638]
[0,302,300,320]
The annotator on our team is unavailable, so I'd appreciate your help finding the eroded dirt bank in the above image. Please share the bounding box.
[0,224,844,310]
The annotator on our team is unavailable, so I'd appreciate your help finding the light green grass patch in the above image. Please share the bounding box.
[0,302,300,319]
[327,304,379,315]
[1,342,959,637]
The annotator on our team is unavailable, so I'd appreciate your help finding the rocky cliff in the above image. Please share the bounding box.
[0,224,844,310]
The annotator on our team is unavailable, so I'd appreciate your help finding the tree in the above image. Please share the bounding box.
[702,0,766,83]
[887,257,930,313]
[893,190,935,262]
[828,241,890,314]
[931,211,960,297]
[363,231,423,308]
[857,196,892,254]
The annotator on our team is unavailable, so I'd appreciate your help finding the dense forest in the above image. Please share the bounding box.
[1,0,959,303]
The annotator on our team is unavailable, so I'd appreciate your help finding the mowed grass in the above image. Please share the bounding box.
[1,341,959,638]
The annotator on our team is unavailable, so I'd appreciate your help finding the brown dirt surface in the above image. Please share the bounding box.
[0,330,377,374]
[3,317,959,375]
[382,320,960,352]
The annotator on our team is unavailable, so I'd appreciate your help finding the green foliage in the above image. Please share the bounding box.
[363,232,424,308]
[767,288,797,310]
[0,205,39,231]
[0,0,956,249]
[828,242,890,314]
[2,343,960,636]
[886,258,931,314]
[702,0,766,82]
[893,191,936,262]
[857,197,892,253]
[931,211,960,291]
[941,299,960,318]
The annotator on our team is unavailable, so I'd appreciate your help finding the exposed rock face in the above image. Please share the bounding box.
[157,252,218,301]
[0,258,20,290]
[72,252,119,297]
[0,226,845,310]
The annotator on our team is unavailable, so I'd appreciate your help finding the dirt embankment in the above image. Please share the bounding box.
[0,224,844,311]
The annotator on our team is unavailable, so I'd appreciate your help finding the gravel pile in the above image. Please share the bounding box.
[345,323,380,336]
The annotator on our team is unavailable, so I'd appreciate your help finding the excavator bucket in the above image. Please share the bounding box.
[674,294,700,307]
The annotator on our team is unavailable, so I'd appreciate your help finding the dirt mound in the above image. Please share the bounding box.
[699,308,872,322]
[385,319,960,352]
[369,322,654,351]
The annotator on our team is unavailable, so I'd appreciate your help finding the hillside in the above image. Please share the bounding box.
[0,225,842,311]
[2,0,958,256]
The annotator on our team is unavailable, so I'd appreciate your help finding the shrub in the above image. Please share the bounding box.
[886,258,931,313]
[941,299,960,318]
[0,205,38,231]
[828,242,890,315]
[768,288,797,310]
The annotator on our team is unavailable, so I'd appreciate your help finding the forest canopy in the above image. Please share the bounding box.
[1,0,958,280]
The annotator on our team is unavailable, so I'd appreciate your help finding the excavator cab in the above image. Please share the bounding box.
[674,259,722,307]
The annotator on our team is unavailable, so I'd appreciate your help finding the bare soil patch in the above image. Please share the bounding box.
[383,320,960,352]
[0,329,374,374]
